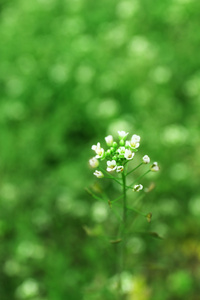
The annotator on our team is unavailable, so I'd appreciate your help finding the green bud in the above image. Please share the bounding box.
[112,155,117,160]
[106,149,111,157]
[110,147,114,153]
[113,142,118,148]
[119,140,125,146]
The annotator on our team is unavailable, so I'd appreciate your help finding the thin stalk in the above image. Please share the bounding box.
[111,194,124,203]
[118,171,127,299]
[126,163,143,176]
[129,170,151,187]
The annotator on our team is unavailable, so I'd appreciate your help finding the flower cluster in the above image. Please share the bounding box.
[89,131,159,182]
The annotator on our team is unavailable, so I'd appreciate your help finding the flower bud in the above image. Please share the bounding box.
[142,155,150,164]
[105,135,113,146]
[119,140,125,146]
[105,149,111,157]
[150,162,160,172]
[89,157,99,168]
[113,142,118,148]
[110,147,114,153]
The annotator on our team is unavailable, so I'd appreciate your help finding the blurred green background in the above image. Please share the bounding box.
[0,0,200,299]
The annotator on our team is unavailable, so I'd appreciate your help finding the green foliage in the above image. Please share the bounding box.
[0,0,200,299]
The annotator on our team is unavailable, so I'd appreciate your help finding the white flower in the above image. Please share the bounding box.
[118,131,129,139]
[89,157,99,168]
[105,135,113,146]
[116,166,124,173]
[107,160,117,172]
[117,146,126,157]
[92,142,104,158]
[151,162,160,172]
[124,149,134,160]
[133,184,143,192]
[93,170,104,178]
[142,155,150,164]
[130,134,140,149]
[91,143,98,151]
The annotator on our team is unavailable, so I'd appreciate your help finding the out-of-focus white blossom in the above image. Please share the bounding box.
[107,160,117,172]
[116,166,124,173]
[124,149,134,160]
[133,184,143,192]
[130,134,140,149]
[89,157,99,168]
[142,155,150,164]
[105,135,114,146]
[93,170,104,178]
[151,162,160,172]
[92,142,104,158]
[118,131,129,139]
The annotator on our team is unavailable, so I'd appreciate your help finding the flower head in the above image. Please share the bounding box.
[133,184,143,192]
[124,149,135,160]
[151,162,160,172]
[105,135,113,146]
[93,170,104,178]
[142,155,150,164]
[118,131,129,139]
[89,157,99,168]
[107,160,117,172]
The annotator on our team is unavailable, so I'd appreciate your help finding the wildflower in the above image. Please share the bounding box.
[133,184,143,192]
[107,160,117,172]
[125,140,131,148]
[105,135,113,146]
[142,155,150,164]
[93,170,104,178]
[118,131,129,139]
[116,166,124,173]
[124,149,134,160]
[92,142,105,158]
[130,134,140,149]
[151,162,160,172]
[117,146,126,157]
[89,157,99,168]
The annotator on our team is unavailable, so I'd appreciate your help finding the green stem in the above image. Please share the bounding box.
[126,163,143,176]
[118,172,127,299]
[129,170,151,187]
[111,194,124,203]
